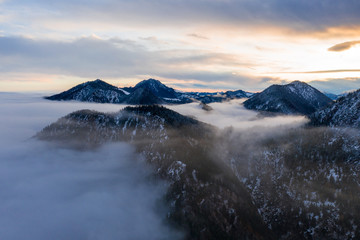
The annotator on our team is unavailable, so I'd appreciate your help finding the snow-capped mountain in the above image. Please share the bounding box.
[310,89,360,128]
[243,81,333,115]
[45,79,253,105]
[45,79,128,103]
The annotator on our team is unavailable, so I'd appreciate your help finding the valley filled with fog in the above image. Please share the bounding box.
[0,93,183,240]
[1,92,360,240]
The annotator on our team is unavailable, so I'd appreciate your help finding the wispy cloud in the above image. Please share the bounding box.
[328,40,360,52]
[276,69,360,74]
[187,33,209,40]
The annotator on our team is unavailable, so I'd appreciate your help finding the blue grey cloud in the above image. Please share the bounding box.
[0,35,256,89]
[3,0,359,33]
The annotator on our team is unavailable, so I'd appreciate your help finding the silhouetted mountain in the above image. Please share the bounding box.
[310,89,360,128]
[45,79,128,103]
[243,81,332,115]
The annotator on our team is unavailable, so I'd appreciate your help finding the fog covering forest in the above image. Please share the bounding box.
[0,93,183,240]
[1,93,360,239]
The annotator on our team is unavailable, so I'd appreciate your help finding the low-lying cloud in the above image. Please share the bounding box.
[169,99,308,130]
[0,93,182,240]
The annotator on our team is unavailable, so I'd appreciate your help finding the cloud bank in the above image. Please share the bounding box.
[169,99,307,130]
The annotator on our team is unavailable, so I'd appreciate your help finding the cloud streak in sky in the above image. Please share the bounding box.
[279,69,360,74]
[328,40,360,52]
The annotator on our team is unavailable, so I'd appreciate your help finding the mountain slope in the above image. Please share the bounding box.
[35,105,360,239]
[220,126,360,239]
[45,79,127,103]
[133,78,178,98]
[131,79,192,103]
[323,92,339,100]
[243,81,332,115]
[125,87,164,105]
[310,89,360,128]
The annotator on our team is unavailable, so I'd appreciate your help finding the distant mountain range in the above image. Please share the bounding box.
[45,78,360,122]
[243,81,333,115]
[45,78,253,105]
[323,92,340,100]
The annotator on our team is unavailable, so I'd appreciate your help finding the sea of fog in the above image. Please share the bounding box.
[0,93,307,240]
[0,93,181,240]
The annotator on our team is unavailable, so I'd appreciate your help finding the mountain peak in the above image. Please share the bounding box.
[93,79,105,83]
[45,79,126,103]
[135,78,165,88]
[288,80,305,85]
[125,87,164,105]
[244,81,332,115]
[134,78,178,99]
[287,81,313,89]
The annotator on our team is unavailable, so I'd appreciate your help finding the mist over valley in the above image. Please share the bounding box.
[1,84,360,239]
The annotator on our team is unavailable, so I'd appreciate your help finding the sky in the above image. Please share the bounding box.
[0,0,360,94]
